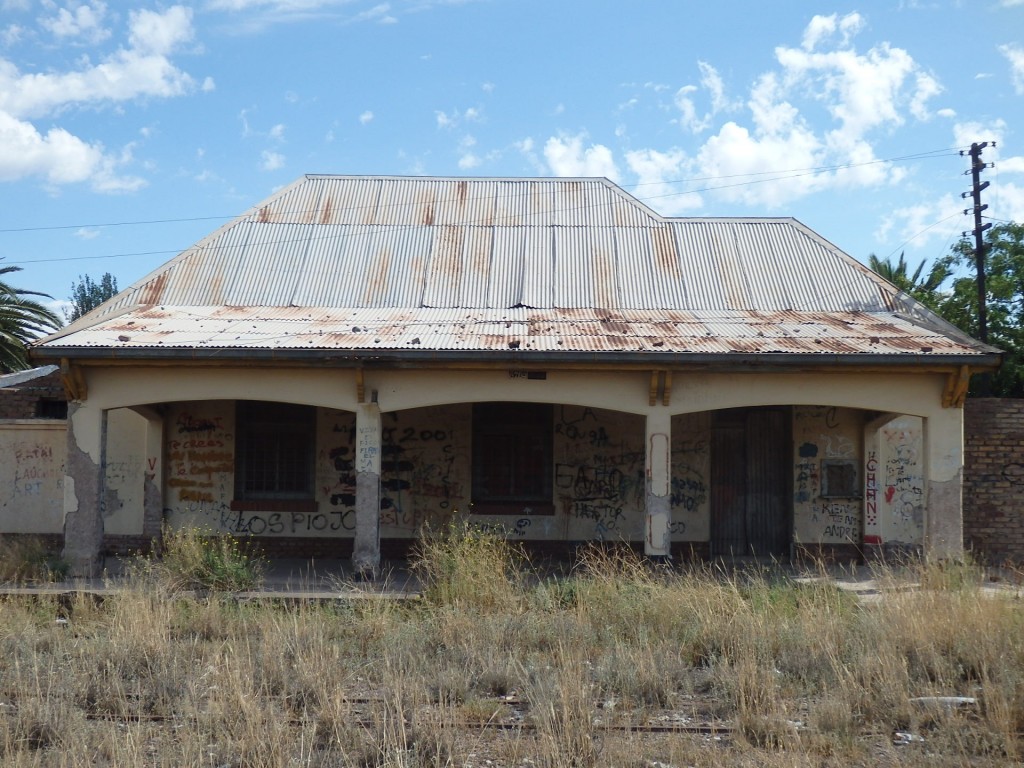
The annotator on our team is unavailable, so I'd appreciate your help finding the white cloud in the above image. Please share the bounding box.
[681,13,941,208]
[74,227,100,240]
[625,148,702,215]
[0,109,102,184]
[542,134,620,182]
[0,6,195,120]
[953,119,1005,150]
[1000,44,1024,94]
[481,81,494,93]
[435,106,480,129]
[260,150,285,171]
[201,76,215,92]
[2,24,25,46]
[359,110,373,124]
[1000,156,1024,174]
[457,152,479,169]
[674,61,735,133]
[40,1,111,44]
[269,123,285,140]
[875,193,962,254]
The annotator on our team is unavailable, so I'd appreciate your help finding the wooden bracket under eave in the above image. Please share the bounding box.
[649,370,671,406]
[60,358,87,402]
[356,367,365,404]
[942,365,971,408]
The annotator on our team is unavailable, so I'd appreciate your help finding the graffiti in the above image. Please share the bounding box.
[375,413,466,530]
[794,460,819,504]
[798,442,819,458]
[218,508,355,535]
[820,434,855,459]
[1004,464,1024,486]
[555,406,609,446]
[14,444,54,461]
[865,452,878,527]
[476,518,531,537]
[808,500,861,542]
[167,408,235,512]
[176,414,223,434]
[668,520,687,535]
[670,471,706,512]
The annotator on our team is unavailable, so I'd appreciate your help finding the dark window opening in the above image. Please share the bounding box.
[35,399,68,419]
[820,459,860,498]
[234,401,316,507]
[472,402,553,515]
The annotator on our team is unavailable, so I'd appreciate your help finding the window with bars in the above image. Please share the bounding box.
[233,401,316,510]
[471,402,553,515]
[820,459,860,499]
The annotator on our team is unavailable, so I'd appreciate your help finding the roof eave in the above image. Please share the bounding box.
[33,346,1003,372]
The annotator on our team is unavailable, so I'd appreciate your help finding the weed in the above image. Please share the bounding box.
[0,536,68,583]
[134,525,265,592]
[410,518,526,613]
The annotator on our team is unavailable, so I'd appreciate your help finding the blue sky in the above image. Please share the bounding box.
[1,0,1023,317]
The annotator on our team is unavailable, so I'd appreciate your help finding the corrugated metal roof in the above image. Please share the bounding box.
[40,305,987,358]
[35,175,996,361]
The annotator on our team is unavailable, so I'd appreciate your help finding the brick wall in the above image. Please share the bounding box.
[0,368,66,420]
[964,398,1024,564]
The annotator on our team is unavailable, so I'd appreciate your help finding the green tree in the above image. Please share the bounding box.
[66,272,118,323]
[867,251,953,311]
[939,223,1024,397]
[0,265,63,373]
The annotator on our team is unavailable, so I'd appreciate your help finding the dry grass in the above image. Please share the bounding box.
[0,538,1021,766]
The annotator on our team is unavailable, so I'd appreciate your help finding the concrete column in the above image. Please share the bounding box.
[63,401,107,577]
[352,401,382,576]
[139,407,165,545]
[862,412,898,549]
[923,407,965,560]
[645,409,671,558]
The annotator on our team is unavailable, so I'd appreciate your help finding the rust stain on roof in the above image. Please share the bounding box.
[319,196,333,225]
[139,271,169,306]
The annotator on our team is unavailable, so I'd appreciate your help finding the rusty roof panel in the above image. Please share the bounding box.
[38,305,990,358]
[46,176,990,362]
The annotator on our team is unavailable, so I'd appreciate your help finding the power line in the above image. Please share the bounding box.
[0,146,967,237]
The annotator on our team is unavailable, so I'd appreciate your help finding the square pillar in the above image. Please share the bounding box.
[352,401,382,576]
[923,407,965,559]
[63,401,107,577]
[139,407,165,544]
[645,410,671,557]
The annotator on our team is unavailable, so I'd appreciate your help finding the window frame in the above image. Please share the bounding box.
[819,459,861,499]
[471,402,554,515]
[232,400,317,512]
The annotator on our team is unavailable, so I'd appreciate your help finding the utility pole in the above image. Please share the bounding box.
[960,141,994,344]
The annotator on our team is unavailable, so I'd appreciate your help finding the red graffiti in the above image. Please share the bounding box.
[885,486,896,503]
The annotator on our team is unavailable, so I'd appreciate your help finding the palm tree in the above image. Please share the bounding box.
[0,265,63,373]
[867,252,952,311]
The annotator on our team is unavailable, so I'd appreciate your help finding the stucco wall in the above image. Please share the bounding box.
[792,406,863,545]
[0,421,65,533]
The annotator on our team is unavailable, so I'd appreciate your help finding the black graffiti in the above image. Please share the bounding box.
[219,508,355,535]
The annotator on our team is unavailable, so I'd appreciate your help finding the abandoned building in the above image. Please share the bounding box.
[27,175,1000,576]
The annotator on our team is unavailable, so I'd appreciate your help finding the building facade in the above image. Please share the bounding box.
[30,176,999,576]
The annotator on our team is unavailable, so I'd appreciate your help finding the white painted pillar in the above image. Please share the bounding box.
[63,401,107,577]
[923,407,965,559]
[140,407,165,543]
[352,401,382,576]
[645,409,671,557]
[862,412,898,550]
